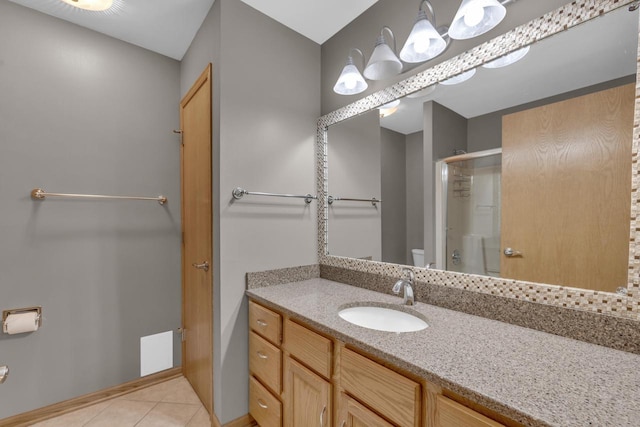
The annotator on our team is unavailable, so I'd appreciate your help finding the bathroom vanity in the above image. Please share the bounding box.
[247,278,640,427]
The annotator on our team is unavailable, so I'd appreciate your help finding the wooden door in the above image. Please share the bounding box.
[181,64,213,415]
[284,356,331,427]
[338,394,393,427]
[501,83,634,291]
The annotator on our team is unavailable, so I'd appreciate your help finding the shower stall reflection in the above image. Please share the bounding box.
[436,149,502,276]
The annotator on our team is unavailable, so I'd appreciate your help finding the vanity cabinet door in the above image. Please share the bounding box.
[284,319,332,379]
[284,356,331,427]
[436,395,505,427]
[249,331,282,395]
[338,393,394,427]
[250,376,282,427]
[249,300,282,345]
[341,348,420,427]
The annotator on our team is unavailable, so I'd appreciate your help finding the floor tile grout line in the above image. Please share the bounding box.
[79,397,119,427]
[183,404,205,427]
[132,401,161,427]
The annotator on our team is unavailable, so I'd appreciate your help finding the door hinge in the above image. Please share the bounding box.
[177,327,186,342]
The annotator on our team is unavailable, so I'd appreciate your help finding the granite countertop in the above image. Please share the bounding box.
[246,278,640,427]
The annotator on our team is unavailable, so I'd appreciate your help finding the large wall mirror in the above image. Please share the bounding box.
[318,0,640,319]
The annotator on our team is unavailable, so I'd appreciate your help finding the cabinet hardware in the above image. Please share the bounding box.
[320,405,326,426]
[256,319,268,327]
[257,351,268,359]
[257,399,268,409]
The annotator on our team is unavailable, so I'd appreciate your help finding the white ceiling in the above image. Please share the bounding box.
[7,0,380,60]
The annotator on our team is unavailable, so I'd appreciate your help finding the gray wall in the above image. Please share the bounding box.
[328,111,382,260]
[180,0,320,423]
[424,102,467,264]
[381,128,407,265]
[0,2,181,419]
[321,0,570,114]
[405,131,424,265]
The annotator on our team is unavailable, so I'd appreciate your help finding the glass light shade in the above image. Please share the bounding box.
[440,68,476,85]
[400,11,447,63]
[482,46,530,68]
[333,59,368,95]
[364,36,403,81]
[60,0,113,11]
[449,0,506,40]
[379,107,399,118]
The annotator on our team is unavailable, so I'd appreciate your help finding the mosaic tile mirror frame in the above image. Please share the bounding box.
[317,0,640,320]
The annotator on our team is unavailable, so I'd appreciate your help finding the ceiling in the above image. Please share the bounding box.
[8,0,379,60]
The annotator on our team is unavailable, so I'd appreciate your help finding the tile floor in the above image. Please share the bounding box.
[30,376,210,427]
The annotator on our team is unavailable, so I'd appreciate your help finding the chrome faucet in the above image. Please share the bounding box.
[392,268,415,306]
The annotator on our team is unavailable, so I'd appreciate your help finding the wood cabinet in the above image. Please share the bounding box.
[436,395,504,427]
[249,300,282,345]
[284,356,331,427]
[249,332,282,395]
[249,376,282,427]
[248,300,511,427]
[338,393,394,427]
[249,302,283,427]
[340,347,420,427]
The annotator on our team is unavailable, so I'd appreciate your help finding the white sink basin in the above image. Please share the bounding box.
[338,305,428,333]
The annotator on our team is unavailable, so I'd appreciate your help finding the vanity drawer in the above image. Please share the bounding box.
[249,331,282,394]
[341,348,420,427]
[283,319,332,379]
[436,395,504,427]
[249,301,282,345]
[250,375,282,427]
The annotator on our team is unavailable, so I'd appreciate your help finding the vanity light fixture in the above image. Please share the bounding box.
[59,0,113,11]
[448,0,507,40]
[333,48,369,95]
[440,68,476,85]
[378,100,401,118]
[400,0,449,63]
[482,45,530,68]
[364,26,403,81]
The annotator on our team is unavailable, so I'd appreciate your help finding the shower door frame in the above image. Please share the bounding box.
[434,148,502,271]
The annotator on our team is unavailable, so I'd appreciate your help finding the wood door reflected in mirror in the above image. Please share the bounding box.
[501,83,634,292]
[325,5,638,293]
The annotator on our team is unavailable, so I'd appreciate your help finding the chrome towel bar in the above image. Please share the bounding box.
[232,187,317,204]
[31,188,167,205]
[328,196,381,207]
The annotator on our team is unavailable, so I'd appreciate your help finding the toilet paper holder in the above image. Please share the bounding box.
[2,306,42,333]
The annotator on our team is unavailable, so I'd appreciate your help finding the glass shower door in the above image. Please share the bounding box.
[443,151,502,276]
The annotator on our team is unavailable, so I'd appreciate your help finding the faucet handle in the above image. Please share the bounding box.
[392,280,403,294]
[401,267,415,282]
